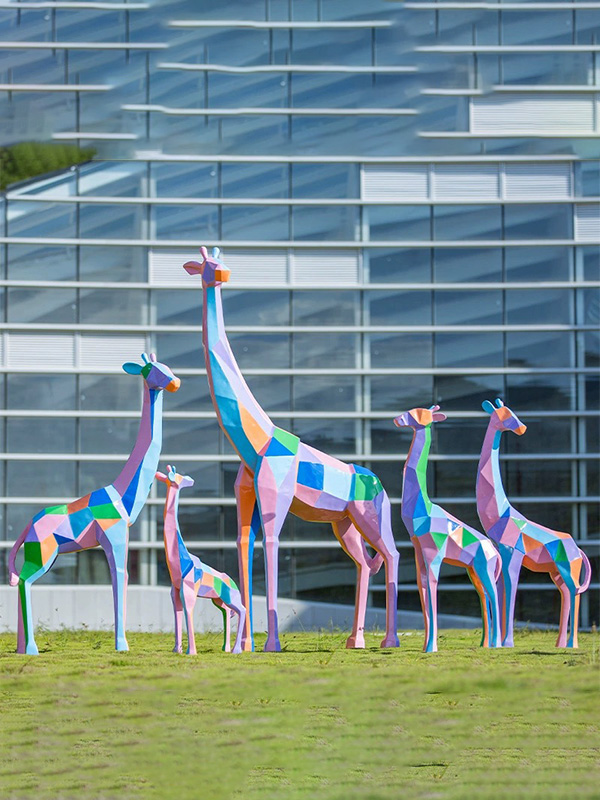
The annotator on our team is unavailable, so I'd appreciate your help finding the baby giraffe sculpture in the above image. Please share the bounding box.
[395,406,502,653]
[477,398,591,648]
[156,465,246,655]
[9,353,180,655]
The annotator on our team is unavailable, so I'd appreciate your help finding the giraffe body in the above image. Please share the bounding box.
[395,406,502,653]
[8,354,180,655]
[156,466,246,655]
[477,399,591,648]
[184,247,399,653]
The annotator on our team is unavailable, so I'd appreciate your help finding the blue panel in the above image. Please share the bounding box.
[297,461,324,490]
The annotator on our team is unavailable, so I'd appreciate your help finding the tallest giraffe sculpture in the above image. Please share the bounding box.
[184,246,399,653]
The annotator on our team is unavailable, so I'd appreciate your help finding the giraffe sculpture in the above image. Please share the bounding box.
[394,406,502,653]
[8,353,180,655]
[155,465,246,655]
[183,246,399,653]
[477,398,591,648]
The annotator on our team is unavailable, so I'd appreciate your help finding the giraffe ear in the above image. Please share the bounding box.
[495,398,505,408]
[199,246,209,262]
[432,412,447,423]
[155,471,168,483]
[212,246,221,260]
[122,362,142,375]
[482,400,495,414]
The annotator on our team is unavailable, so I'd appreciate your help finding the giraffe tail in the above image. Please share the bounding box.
[8,523,30,586]
[577,549,592,595]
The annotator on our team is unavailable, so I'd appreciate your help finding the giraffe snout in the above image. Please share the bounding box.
[515,424,527,435]
[166,377,181,392]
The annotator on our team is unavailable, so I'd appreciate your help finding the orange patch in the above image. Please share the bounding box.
[240,405,270,452]
[522,534,540,554]
[69,494,91,513]
[41,536,58,563]
[496,406,511,421]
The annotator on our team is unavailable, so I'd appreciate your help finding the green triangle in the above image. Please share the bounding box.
[46,504,68,515]
[273,427,299,454]
[91,503,122,520]
[555,540,569,562]
[431,531,447,550]
[462,529,481,547]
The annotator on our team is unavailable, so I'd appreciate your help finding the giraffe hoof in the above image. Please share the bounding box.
[116,639,129,652]
[380,635,400,649]
[25,643,39,656]
[264,637,281,652]
[345,635,365,649]
[173,646,183,654]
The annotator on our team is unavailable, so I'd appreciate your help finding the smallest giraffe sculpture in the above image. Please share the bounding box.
[476,399,591,648]
[395,406,502,653]
[156,465,246,655]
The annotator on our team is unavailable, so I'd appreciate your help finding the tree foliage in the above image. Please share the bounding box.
[0,141,96,191]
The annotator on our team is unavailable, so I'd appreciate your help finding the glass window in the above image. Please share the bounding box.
[162,419,220,456]
[367,248,431,283]
[221,206,289,240]
[155,289,201,327]
[79,246,146,282]
[367,206,431,241]
[578,162,600,197]
[503,417,573,454]
[7,244,77,281]
[221,163,289,198]
[434,206,502,241]
[292,164,359,199]
[78,162,146,198]
[292,418,357,453]
[80,204,144,240]
[229,332,290,369]
[505,460,573,498]
[79,288,148,325]
[7,419,76,454]
[292,206,358,241]
[163,375,214,412]
[293,376,356,412]
[501,53,593,86]
[154,205,219,241]
[291,28,372,66]
[369,290,432,325]
[79,461,118,495]
[580,247,600,281]
[370,333,432,369]
[7,287,76,324]
[506,247,572,282]
[246,376,290,412]
[576,10,600,44]
[369,375,434,413]
[7,460,75,498]
[293,333,357,369]
[437,9,499,45]
[208,73,286,107]
[8,375,76,411]
[434,290,502,325]
[434,248,502,282]
[152,163,218,199]
[435,419,491,455]
[434,461,478,499]
[79,375,139,412]
[292,291,357,327]
[371,419,404,455]
[79,419,140,455]
[436,332,503,368]
[7,201,75,238]
[504,204,573,240]
[506,289,572,325]
[585,332,600,369]
[154,333,204,369]
[223,291,289,326]
[434,374,505,411]
[502,11,572,45]
[506,373,576,411]
[507,332,573,369]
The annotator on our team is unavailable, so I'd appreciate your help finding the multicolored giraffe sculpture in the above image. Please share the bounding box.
[183,246,399,653]
[8,353,180,655]
[477,398,591,648]
[156,465,246,655]
[394,406,502,653]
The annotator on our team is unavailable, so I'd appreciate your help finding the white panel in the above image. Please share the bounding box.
[433,164,499,199]
[149,249,288,285]
[361,165,429,200]
[471,94,596,134]
[79,335,147,369]
[7,333,74,368]
[504,163,572,199]
[575,204,600,242]
[292,250,359,286]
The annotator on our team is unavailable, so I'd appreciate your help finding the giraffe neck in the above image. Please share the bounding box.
[476,423,511,529]
[402,426,433,534]
[162,487,189,588]
[202,284,274,471]
[112,384,163,523]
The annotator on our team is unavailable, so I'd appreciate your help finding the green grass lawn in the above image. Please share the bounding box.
[0,629,598,800]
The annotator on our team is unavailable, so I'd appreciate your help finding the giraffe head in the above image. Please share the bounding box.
[155,464,195,490]
[482,398,526,435]
[393,405,447,430]
[183,246,230,288]
[122,353,181,393]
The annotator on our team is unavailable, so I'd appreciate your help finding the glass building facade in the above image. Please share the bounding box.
[0,0,598,626]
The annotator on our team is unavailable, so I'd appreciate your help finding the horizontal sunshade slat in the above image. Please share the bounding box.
[7,333,74,368]
[149,249,289,285]
[361,166,429,200]
[504,163,572,199]
[292,251,359,285]
[575,204,600,242]
[433,164,499,199]
[79,335,147,369]
[471,94,596,133]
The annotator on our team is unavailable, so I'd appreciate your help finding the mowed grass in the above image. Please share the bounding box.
[0,629,598,800]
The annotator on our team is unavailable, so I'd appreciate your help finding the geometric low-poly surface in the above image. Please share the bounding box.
[8,353,180,655]
[477,398,591,648]
[156,465,246,655]
[183,246,400,653]
[395,405,502,652]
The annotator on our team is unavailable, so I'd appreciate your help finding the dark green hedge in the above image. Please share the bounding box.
[0,141,96,191]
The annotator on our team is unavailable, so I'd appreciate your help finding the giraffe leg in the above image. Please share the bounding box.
[254,459,296,653]
[412,540,431,645]
[551,572,570,648]
[229,589,247,655]
[171,585,184,653]
[331,518,372,649]
[468,566,490,648]
[17,540,59,655]
[498,544,523,648]
[181,581,197,655]
[348,493,400,649]
[234,464,259,653]
[98,520,130,652]
[556,560,582,649]
[212,599,231,652]
[472,546,502,648]
[423,558,442,653]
